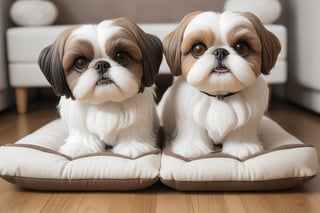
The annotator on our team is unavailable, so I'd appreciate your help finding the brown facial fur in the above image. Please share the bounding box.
[226,24,263,77]
[38,26,80,99]
[241,12,281,75]
[180,30,215,78]
[164,11,281,78]
[39,18,163,98]
[104,30,144,82]
[112,18,163,92]
[181,30,215,55]
[105,31,143,62]
[163,11,202,76]
[62,39,95,72]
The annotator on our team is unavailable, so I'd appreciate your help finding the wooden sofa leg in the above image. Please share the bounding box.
[15,88,28,114]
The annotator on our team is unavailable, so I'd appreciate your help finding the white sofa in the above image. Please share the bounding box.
[0,0,14,111]
[7,24,287,113]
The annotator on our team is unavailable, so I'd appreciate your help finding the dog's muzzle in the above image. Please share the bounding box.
[213,48,230,73]
[95,61,110,74]
[95,61,114,85]
[214,48,229,61]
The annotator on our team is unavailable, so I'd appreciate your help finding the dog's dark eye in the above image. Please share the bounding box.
[114,51,131,66]
[73,57,89,71]
[234,42,250,56]
[191,43,207,58]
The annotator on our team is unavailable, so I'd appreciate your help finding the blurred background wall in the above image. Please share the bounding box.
[52,0,225,24]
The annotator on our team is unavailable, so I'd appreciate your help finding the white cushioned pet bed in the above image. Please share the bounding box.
[0,117,318,191]
[160,117,318,191]
[0,120,161,191]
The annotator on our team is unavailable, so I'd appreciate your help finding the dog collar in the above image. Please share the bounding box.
[200,91,239,100]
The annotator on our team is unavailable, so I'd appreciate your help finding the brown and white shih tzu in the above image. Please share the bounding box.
[39,18,163,158]
[158,11,281,159]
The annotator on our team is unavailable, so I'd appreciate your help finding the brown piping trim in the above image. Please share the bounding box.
[3,144,161,160]
[160,175,317,191]
[163,144,315,162]
[1,176,159,191]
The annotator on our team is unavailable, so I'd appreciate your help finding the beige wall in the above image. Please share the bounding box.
[52,0,225,24]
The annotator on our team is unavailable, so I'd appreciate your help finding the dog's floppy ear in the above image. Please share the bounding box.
[38,27,75,99]
[242,12,281,75]
[163,11,201,76]
[138,33,163,92]
[113,18,163,92]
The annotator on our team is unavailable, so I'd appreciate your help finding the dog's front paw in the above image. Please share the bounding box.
[170,145,213,159]
[222,142,263,159]
[59,141,104,158]
[112,141,157,158]
[59,143,91,157]
[111,142,157,158]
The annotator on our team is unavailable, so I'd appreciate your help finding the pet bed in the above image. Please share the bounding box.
[0,117,318,191]
[160,117,318,191]
[0,119,161,191]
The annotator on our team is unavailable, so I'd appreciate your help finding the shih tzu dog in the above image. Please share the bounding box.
[39,18,163,158]
[159,11,281,159]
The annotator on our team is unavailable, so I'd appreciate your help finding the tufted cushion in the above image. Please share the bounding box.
[0,120,161,191]
[160,117,318,191]
[0,117,317,191]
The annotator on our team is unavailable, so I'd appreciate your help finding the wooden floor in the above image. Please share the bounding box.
[0,95,320,213]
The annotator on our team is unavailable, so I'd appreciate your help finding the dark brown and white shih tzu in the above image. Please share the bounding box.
[39,18,163,158]
[158,11,281,159]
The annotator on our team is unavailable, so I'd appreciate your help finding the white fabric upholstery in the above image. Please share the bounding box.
[0,119,161,190]
[0,120,161,179]
[160,117,318,191]
[224,0,282,24]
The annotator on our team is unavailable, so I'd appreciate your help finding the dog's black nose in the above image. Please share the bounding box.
[95,61,110,74]
[213,48,229,61]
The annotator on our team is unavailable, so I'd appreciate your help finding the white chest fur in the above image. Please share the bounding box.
[59,88,157,146]
[160,76,269,144]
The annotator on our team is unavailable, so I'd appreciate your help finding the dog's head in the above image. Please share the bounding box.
[163,11,281,95]
[39,18,163,103]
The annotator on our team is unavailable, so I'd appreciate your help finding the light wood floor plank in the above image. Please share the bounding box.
[239,193,290,213]
[279,192,320,213]
[156,192,191,213]
[40,193,85,212]
[0,180,52,213]
[189,193,241,213]
[76,192,114,212]
[222,194,246,213]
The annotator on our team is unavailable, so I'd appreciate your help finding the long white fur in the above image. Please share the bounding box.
[68,23,141,104]
[159,76,268,158]
[159,11,271,159]
[184,12,253,44]
[60,87,158,158]
[58,21,159,158]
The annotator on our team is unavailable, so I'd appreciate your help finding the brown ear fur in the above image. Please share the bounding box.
[242,12,281,75]
[113,18,163,92]
[38,27,77,99]
[163,11,201,76]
